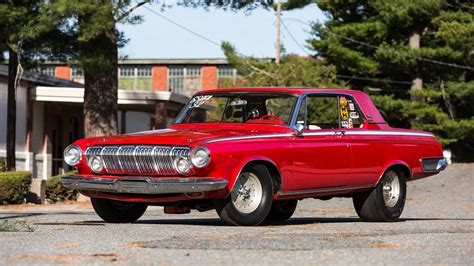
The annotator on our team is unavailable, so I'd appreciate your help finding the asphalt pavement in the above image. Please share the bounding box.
[0,163,473,265]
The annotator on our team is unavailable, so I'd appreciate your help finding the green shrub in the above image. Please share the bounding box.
[0,160,6,172]
[0,171,32,204]
[45,171,79,202]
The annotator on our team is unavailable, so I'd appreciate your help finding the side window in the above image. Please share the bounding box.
[297,95,339,130]
[340,96,364,129]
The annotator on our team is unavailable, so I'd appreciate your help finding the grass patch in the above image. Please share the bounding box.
[0,219,34,232]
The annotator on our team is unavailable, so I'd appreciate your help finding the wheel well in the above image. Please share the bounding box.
[387,164,412,180]
[242,160,282,194]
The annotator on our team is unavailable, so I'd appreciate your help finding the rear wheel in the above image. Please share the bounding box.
[215,165,273,226]
[265,200,297,222]
[91,198,148,223]
[353,168,406,222]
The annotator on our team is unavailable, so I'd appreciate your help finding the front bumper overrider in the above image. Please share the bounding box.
[60,175,228,194]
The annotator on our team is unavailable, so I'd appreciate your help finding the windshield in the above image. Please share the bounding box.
[174,92,298,126]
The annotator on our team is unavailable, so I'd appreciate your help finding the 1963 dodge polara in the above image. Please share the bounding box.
[61,88,447,226]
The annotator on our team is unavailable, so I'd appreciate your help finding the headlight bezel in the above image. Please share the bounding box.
[174,156,192,174]
[88,155,105,173]
[190,146,211,168]
[63,145,82,166]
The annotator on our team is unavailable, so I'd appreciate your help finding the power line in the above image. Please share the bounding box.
[140,6,435,86]
[281,19,311,55]
[284,17,474,71]
[142,5,221,47]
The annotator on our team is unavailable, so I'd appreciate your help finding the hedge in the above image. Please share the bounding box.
[0,171,32,204]
[45,171,79,202]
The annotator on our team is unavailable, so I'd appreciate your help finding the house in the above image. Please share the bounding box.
[0,58,238,179]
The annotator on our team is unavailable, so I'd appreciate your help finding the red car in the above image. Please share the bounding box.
[61,88,446,226]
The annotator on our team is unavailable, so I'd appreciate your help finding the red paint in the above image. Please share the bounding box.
[70,88,444,203]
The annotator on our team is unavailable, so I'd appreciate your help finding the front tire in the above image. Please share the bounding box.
[265,200,297,222]
[91,198,148,223]
[215,165,273,226]
[353,168,406,222]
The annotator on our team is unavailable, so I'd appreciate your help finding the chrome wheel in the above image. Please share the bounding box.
[231,172,263,213]
[382,170,400,208]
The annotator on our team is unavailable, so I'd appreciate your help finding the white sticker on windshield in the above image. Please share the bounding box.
[189,95,213,109]
[230,99,247,106]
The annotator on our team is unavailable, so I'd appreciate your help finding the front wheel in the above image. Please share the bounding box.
[353,168,406,222]
[91,198,148,223]
[215,165,274,226]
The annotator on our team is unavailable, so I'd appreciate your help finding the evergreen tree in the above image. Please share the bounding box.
[309,0,474,161]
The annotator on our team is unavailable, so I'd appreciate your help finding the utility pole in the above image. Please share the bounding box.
[275,1,284,64]
[410,31,422,100]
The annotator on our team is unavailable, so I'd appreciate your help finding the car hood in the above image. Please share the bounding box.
[76,123,292,148]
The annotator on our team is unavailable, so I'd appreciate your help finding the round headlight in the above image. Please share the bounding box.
[191,146,211,168]
[174,157,191,174]
[64,145,82,166]
[88,156,104,173]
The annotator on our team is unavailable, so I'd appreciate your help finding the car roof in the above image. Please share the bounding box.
[197,87,386,124]
[199,87,354,95]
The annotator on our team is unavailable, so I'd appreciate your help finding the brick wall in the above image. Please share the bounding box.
[152,66,167,91]
[202,66,217,91]
[55,66,71,80]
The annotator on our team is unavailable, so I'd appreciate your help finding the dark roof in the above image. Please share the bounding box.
[0,64,82,87]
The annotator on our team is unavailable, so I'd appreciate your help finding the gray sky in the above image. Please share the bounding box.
[118,3,326,59]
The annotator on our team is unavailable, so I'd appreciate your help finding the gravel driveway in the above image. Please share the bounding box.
[0,164,473,265]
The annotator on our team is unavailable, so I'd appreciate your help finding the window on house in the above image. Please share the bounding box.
[40,66,56,77]
[118,65,153,91]
[217,66,236,77]
[71,67,83,78]
[137,66,152,77]
[168,66,202,96]
[120,66,135,77]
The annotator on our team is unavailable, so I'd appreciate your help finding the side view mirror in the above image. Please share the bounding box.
[293,124,304,136]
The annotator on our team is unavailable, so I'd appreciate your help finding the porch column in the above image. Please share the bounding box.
[153,101,168,129]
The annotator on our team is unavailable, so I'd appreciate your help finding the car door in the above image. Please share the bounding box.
[291,94,352,191]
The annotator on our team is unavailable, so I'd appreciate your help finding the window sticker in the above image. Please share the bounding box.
[341,120,350,128]
[189,95,213,109]
[349,103,355,111]
[230,99,247,106]
[340,105,349,120]
[339,97,347,107]
[350,112,359,119]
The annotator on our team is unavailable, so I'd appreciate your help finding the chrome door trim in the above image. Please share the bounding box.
[278,184,374,197]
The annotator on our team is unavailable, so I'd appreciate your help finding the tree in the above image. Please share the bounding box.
[308,0,474,161]
[222,42,342,88]
[0,1,60,170]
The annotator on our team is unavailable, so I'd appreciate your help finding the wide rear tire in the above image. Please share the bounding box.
[353,168,406,222]
[91,198,147,223]
[215,165,273,226]
[265,200,298,222]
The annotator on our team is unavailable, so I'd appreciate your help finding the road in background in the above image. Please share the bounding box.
[0,164,473,265]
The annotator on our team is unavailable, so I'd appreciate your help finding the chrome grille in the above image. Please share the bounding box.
[84,145,190,176]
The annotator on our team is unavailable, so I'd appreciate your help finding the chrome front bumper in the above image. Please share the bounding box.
[60,176,228,194]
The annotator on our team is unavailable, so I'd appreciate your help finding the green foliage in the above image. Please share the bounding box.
[0,171,32,205]
[45,171,78,203]
[0,160,5,172]
[222,42,343,88]
[310,0,474,161]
